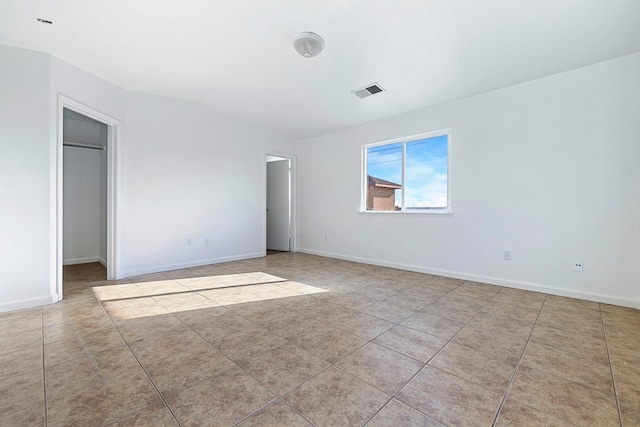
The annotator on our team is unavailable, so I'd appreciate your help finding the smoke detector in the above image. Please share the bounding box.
[293,32,325,58]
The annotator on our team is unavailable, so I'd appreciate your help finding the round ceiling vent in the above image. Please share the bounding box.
[293,32,325,58]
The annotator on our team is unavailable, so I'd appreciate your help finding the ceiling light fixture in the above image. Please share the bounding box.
[293,32,325,58]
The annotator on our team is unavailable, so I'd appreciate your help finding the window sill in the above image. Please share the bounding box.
[359,210,454,216]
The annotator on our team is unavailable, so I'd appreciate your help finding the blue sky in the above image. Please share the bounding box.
[367,135,448,208]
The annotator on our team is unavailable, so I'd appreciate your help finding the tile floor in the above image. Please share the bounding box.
[0,252,638,426]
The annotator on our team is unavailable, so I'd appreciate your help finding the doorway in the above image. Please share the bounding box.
[54,96,121,302]
[62,109,107,267]
[266,153,295,253]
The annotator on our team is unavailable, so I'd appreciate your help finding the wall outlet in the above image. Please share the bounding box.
[503,250,511,261]
[324,234,328,240]
[186,239,192,247]
[574,261,584,272]
[204,238,210,246]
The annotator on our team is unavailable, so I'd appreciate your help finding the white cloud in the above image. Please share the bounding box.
[404,173,448,207]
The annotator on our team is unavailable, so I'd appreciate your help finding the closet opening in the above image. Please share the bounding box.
[62,109,107,269]
[54,96,121,302]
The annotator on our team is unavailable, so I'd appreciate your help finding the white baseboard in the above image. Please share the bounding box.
[124,252,265,278]
[98,257,107,267]
[0,295,53,313]
[63,256,100,265]
[297,248,640,310]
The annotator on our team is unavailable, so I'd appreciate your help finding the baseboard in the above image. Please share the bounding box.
[63,256,100,265]
[0,295,53,313]
[124,252,266,278]
[297,248,640,310]
[98,257,107,267]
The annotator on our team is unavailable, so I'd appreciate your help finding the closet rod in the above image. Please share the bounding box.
[63,141,105,151]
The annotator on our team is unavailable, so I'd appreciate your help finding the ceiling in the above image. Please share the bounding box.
[1,0,639,140]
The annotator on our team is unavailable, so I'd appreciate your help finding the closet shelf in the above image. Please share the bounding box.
[63,141,104,151]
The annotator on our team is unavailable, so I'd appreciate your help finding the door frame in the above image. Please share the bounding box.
[264,151,296,254]
[52,95,123,302]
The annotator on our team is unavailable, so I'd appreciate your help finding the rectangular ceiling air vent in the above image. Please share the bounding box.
[352,83,385,99]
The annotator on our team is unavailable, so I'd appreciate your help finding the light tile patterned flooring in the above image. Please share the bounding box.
[1,252,639,426]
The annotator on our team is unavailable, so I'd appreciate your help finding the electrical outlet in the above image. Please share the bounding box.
[204,238,210,246]
[324,234,328,240]
[574,261,584,272]
[503,250,511,261]
[186,239,192,247]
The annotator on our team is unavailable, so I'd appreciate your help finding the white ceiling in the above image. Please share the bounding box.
[1,0,639,140]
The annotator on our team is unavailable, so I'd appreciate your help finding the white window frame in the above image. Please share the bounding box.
[361,129,452,214]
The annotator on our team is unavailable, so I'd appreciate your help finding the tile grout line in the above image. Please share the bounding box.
[358,313,466,427]
[99,401,175,427]
[55,259,635,426]
[69,279,171,426]
[230,398,315,426]
[356,288,491,425]
[600,305,624,427]
[484,298,604,426]
[142,305,274,425]
[370,290,515,426]
[497,302,623,425]
[279,363,375,426]
[489,295,547,427]
[337,286,498,425]
[353,360,415,426]
[40,306,48,427]
[93,296,184,427]
[278,399,317,427]
[225,289,405,425]
[95,278,291,305]
[171,304,294,425]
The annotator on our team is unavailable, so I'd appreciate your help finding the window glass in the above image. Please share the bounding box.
[366,142,402,211]
[363,130,450,213]
[405,135,448,210]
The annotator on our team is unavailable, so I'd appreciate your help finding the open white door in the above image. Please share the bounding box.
[266,159,290,251]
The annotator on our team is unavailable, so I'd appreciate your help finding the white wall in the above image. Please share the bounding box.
[49,55,295,280]
[50,56,128,286]
[297,53,640,308]
[0,44,296,311]
[62,148,101,263]
[63,109,109,145]
[0,45,52,311]
[4,40,635,311]
[62,111,107,264]
[123,92,295,276]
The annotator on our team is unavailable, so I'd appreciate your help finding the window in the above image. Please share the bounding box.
[362,130,450,213]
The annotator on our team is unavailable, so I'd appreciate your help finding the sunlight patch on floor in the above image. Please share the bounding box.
[93,272,329,320]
